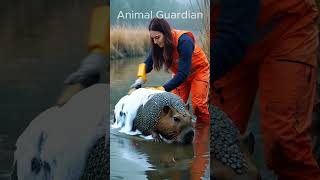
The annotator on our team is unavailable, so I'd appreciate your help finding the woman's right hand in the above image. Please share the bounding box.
[130,77,145,89]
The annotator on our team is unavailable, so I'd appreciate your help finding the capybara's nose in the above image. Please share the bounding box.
[183,129,194,144]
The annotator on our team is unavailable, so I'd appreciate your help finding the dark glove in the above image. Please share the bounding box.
[64,52,107,87]
[130,77,145,89]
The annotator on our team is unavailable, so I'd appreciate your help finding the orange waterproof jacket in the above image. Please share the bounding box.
[171,29,209,76]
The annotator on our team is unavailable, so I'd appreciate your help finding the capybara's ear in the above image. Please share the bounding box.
[162,106,170,115]
[240,132,255,155]
[185,103,191,111]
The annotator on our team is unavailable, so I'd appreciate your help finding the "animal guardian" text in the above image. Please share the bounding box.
[117,10,203,20]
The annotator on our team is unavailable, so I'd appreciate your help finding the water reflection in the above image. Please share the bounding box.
[191,122,210,180]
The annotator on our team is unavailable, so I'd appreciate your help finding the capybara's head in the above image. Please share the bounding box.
[132,91,195,144]
[155,105,194,144]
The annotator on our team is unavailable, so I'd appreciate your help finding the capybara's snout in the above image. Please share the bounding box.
[178,126,194,144]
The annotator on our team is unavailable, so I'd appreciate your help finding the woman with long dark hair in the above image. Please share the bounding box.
[130,18,210,123]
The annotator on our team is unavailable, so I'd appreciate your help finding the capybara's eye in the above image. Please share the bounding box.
[173,117,180,122]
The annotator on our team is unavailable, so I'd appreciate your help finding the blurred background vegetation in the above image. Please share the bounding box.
[0,1,107,178]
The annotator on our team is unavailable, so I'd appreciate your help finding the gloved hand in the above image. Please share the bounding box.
[144,86,165,91]
[64,52,107,88]
[130,77,145,89]
[130,63,147,89]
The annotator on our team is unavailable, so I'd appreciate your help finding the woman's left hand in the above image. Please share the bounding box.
[144,86,165,91]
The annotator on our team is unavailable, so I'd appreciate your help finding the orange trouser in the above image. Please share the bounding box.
[172,65,210,123]
[210,5,320,180]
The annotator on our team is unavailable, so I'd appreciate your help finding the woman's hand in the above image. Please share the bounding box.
[130,77,145,89]
[144,86,165,91]
[64,52,106,87]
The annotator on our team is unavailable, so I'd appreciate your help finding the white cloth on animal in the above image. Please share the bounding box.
[112,88,164,136]
[14,84,108,180]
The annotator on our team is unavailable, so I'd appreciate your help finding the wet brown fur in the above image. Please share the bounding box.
[154,106,193,142]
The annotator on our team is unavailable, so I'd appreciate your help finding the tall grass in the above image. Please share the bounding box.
[189,0,210,58]
[111,26,150,60]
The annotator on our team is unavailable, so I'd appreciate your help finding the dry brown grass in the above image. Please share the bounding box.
[189,0,210,58]
[111,26,150,59]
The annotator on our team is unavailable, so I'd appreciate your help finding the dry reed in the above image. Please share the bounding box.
[111,26,150,59]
